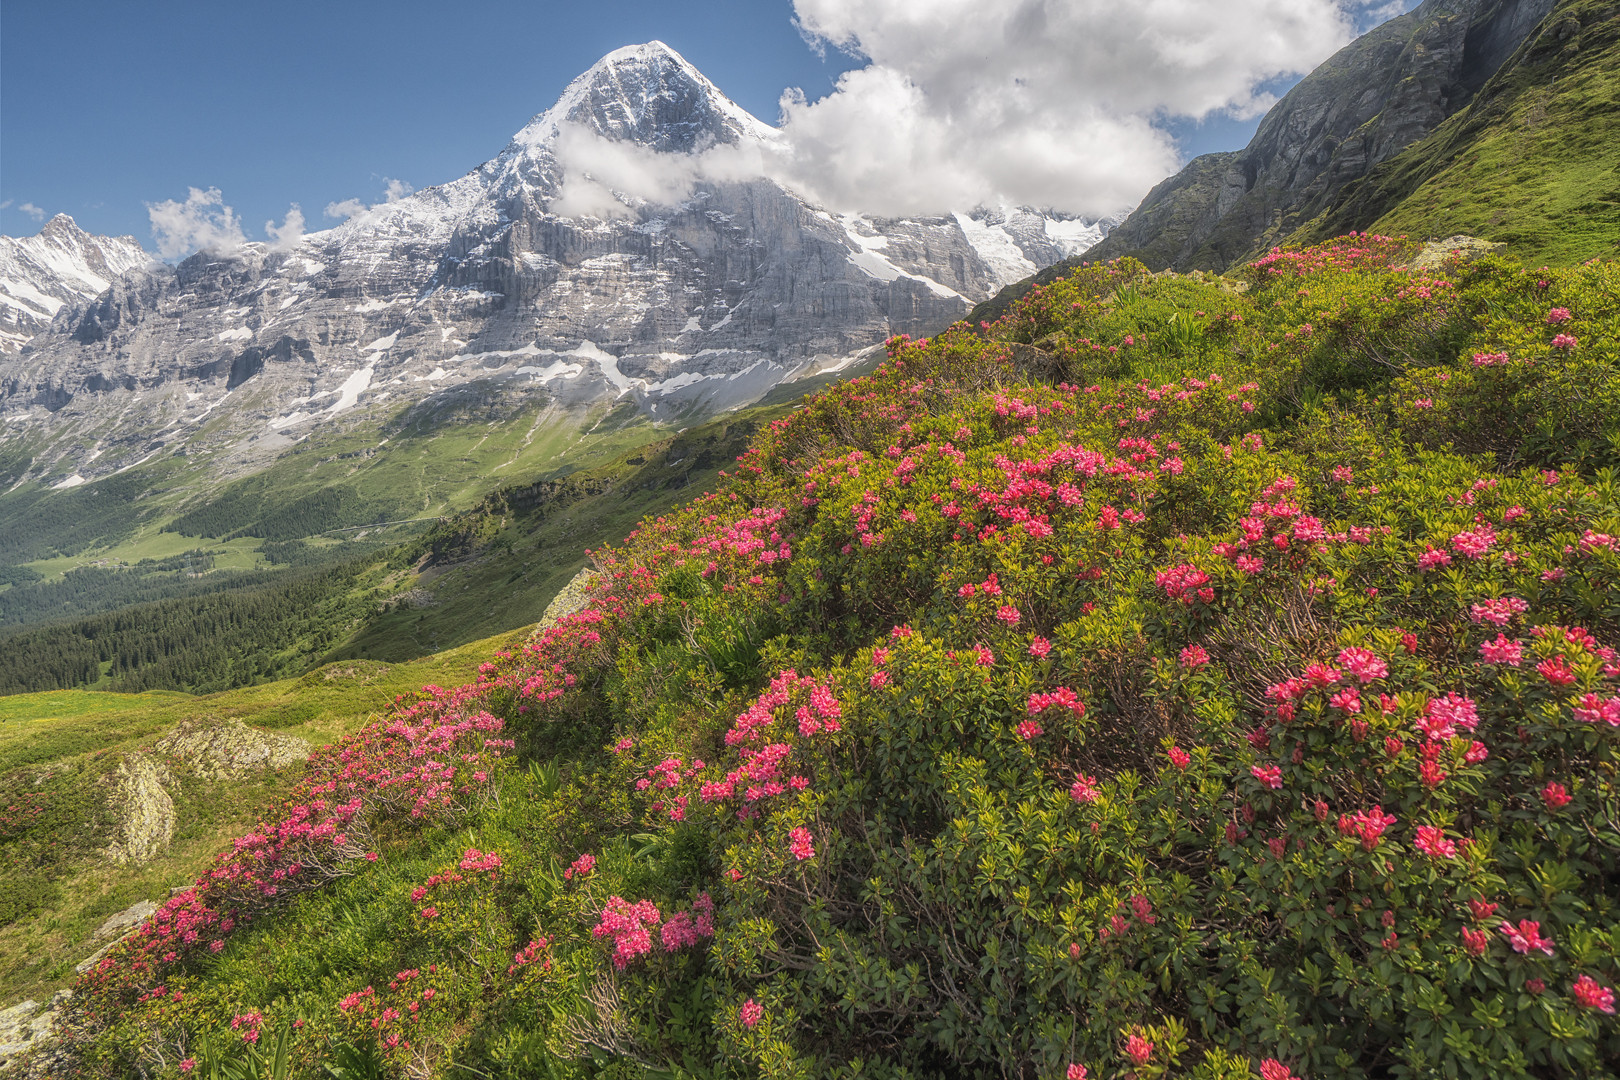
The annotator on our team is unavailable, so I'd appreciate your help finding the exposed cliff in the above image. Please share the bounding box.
[0,43,1104,492]
[0,216,147,353]
[1290,0,1620,265]
[1079,0,1558,272]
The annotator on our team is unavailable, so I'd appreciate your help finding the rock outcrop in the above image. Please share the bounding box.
[0,215,147,354]
[102,754,174,866]
[154,716,311,781]
[1080,0,1558,272]
[0,991,71,1074]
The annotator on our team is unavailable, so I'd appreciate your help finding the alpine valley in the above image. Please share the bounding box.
[3,1,1620,1076]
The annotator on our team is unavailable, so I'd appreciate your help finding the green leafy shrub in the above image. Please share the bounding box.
[55,240,1620,1079]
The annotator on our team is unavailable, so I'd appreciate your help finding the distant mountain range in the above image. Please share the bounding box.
[0,42,1104,494]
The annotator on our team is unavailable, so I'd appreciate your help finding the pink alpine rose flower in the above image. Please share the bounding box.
[1500,919,1555,956]
[1573,974,1616,1014]
[1414,825,1457,859]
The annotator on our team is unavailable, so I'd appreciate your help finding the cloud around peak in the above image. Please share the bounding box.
[147,187,246,259]
[324,178,415,223]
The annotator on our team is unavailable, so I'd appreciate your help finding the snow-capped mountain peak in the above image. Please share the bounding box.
[508,41,775,158]
[0,45,1115,490]
[0,214,149,353]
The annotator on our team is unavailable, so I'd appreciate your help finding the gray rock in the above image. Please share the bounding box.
[73,944,113,977]
[1403,234,1508,270]
[0,994,70,1073]
[0,215,147,353]
[1083,0,1558,271]
[103,754,174,866]
[92,899,158,941]
[154,717,310,781]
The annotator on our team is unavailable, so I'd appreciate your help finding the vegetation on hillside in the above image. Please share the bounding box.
[0,410,778,697]
[1293,0,1620,266]
[48,237,1620,1078]
[0,637,507,1008]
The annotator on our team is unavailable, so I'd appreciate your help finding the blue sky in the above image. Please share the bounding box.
[1,1,1416,245]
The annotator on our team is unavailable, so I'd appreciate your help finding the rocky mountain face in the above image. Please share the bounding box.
[0,215,147,353]
[0,42,1104,488]
[1291,0,1620,265]
[1080,0,1559,272]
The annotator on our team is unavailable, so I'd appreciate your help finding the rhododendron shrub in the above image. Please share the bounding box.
[60,241,1620,1079]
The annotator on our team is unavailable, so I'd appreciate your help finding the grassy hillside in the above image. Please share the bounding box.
[1292,0,1620,264]
[0,391,659,622]
[0,406,790,697]
[0,632,513,1009]
[43,237,1620,1079]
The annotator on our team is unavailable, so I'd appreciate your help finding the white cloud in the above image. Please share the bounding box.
[778,0,1392,217]
[549,123,769,219]
[265,204,305,251]
[324,197,367,221]
[18,202,47,222]
[147,187,246,258]
[324,178,416,222]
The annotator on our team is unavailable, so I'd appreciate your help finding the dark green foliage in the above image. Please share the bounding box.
[169,478,399,541]
[0,462,178,563]
[0,562,376,695]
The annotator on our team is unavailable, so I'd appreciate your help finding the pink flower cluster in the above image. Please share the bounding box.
[507,937,553,975]
[1413,825,1457,859]
[660,893,716,952]
[1469,596,1528,626]
[1336,646,1388,684]
[1026,687,1086,719]
[1500,919,1554,956]
[593,896,663,969]
[1338,806,1397,850]
[1155,563,1214,605]
[1573,974,1616,1013]
[1414,693,1480,741]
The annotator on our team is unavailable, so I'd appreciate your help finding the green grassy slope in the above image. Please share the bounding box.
[0,633,511,1007]
[0,404,792,696]
[1293,0,1620,264]
[337,406,790,662]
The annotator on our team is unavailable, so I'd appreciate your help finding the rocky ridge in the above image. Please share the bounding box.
[1079,0,1558,272]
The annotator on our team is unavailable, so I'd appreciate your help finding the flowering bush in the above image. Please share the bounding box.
[60,240,1620,1079]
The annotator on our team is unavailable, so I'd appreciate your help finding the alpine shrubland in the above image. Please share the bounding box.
[52,237,1620,1079]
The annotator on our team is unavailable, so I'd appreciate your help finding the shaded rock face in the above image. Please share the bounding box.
[1084,0,1558,272]
[0,42,1106,486]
